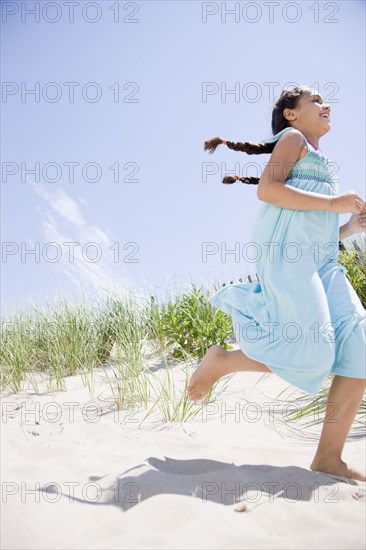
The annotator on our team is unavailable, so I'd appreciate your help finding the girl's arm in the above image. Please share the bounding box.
[339,221,353,241]
[340,208,366,240]
[257,129,332,211]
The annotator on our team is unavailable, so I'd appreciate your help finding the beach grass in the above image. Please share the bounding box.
[0,276,235,423]
[1,235,365,429]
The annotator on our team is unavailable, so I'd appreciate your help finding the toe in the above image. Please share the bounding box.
[188,389,200,401]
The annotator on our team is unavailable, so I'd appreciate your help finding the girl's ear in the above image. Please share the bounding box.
[283,108,294,122]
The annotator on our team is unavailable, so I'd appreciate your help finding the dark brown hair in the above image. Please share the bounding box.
[204,85,306,185]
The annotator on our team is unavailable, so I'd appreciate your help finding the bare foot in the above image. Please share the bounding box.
[187,345,229,402]
[310,457,366,482]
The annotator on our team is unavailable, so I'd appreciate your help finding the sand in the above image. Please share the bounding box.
[1,347,365,549]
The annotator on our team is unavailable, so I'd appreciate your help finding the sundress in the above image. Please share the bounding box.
[208,127,366,395]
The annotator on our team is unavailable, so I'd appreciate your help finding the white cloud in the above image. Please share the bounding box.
[26,178,145,304]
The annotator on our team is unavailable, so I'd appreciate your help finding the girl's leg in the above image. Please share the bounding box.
[310,374,366,481]
[187,344,271,401]
[187,346,366,482]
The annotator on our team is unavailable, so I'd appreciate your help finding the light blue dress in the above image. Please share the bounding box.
[209,127,366,395]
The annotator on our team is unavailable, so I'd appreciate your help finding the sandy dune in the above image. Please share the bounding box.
[1,352,365,549]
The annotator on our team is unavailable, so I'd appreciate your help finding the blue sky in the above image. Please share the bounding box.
[1,0,365,318]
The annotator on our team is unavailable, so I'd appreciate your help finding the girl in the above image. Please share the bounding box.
[187,85,366,481]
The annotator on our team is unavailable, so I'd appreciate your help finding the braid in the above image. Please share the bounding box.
[204,137,275,156]
[205,84,307,186]
[226,140,275,155]
[222,175,259,185]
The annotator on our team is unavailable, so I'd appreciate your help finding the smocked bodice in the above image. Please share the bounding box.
[286,147,339,194]
[251,127,341,266]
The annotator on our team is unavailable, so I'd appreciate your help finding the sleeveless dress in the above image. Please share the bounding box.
[208,127,366,395]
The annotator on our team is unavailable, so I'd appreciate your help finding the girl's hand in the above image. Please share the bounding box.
[348,205,366,234]
[330,191,365,214]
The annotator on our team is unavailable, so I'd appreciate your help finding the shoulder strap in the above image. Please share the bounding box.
[259,126,294,144]
[260,127,310,151]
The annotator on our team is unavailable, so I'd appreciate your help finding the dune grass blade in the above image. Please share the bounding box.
[140,341,233,425]
[96,291,153,410]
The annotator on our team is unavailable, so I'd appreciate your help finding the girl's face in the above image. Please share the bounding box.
[285,89,331,132]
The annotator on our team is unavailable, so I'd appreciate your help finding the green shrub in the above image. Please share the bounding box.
[158,283,234,359]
